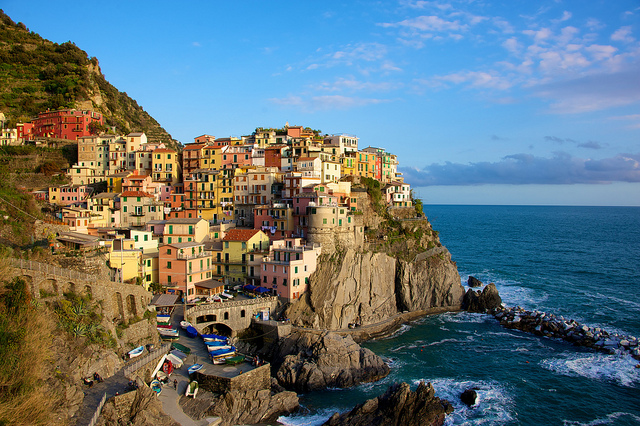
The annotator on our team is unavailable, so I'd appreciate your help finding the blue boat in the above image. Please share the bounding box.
[201,333,227,341]
[185,325,198,338]
[209,346,236,358]
[204,340,228,347]
[188,363,203,375]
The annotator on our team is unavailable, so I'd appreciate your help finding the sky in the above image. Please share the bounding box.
[3,0,640,206]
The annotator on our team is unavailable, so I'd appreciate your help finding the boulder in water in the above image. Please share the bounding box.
[467,276,483,288]
[460,389,477,407]
[463,283,502,313]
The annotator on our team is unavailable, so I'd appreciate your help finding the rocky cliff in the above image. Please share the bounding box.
[286,245,463,330]
[269,331,390,392]
[324,381,453,426]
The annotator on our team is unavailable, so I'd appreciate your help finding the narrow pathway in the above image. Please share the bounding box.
[72,369,130,426]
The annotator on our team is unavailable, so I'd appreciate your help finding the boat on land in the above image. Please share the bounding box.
[224,355,245,365]
[180,321,192,329]
[172,342,191,354]
[186,325,198,338]
[209,346,236,358]
[212,355,233,364]
[201,333,227,342]
[158,327,179,337]
[157,324,173,329]
[160,335,179,341]
[207,344,232,352]
[170,349,187,360]
[166,353,184,368]
[150,379,162,395]
[162,359,174,375]
[127,345,144,358]
[188,363,203,374]
[185,380,199,398]
[205,340,229,347]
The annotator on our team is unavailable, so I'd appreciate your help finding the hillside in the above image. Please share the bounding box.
[0,10,176,146]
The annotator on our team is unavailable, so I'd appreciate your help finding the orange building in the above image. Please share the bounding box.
[31,109,103,141]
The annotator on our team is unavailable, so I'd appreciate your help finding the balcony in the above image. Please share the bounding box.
[176,251,210,260]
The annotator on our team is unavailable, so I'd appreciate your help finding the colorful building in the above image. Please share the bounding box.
[31,109,103,141]
[220,229,270,285]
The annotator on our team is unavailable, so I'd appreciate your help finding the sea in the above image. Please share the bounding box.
[278,205,640,426]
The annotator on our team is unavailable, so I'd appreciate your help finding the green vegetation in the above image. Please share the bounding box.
[53,291,109,344]
[0,10,174,145]
[0,276,53,425]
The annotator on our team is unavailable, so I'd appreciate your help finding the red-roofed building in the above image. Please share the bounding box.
[220,229,270,285]
[31,109,103,141]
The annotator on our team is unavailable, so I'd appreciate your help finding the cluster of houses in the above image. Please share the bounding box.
[24,111,413,303]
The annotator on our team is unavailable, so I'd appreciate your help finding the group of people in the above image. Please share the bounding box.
[82,372,103,387]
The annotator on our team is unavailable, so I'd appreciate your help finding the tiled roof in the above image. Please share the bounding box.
[153,148,176,153]
[223,229,260,241]
[120,190,154,197]
[184,144,205,150]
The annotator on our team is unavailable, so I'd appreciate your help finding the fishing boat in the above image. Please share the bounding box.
[185,380,199,398]
[172,342,191,354]
[224,355,245,365]
[157,324,173,329]
[201,333,227,342]
[162,359,174,375]
[180,320,192,329]
[156,370,168,382]
[204,340,229,347]
[150,379,162,395]
[127,345,144,358]
[151,355,167,379]
[221,292,234,299]
[188,363,203,375]
[158,327,179,337]
[166,353,184,368]
[157,314,171,321]
[209,346,236,358]
[170,349,187,360]
[185,325,198,338]
[207,344,232,352]
[160,335,179,341]
[211,355,233,364]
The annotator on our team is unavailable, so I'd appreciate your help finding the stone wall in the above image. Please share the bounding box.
[388,206,419,220]
[306,213,364,254]
[194,363,271,394]
[120,318,160,349]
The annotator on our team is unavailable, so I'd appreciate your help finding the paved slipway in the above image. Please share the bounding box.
[72,304,219,426]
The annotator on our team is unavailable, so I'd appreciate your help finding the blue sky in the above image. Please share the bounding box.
[3,0,639,205]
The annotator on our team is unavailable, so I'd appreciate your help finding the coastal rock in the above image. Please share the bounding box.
[323,381,453,426]
[97,385,179,426]
[467,276,483,288]
[272,331,389,392]
[286,246,463,329]
[396,247,464,312]
[460,389,478,407]
[463,283,502,313]
[179,388,299,426]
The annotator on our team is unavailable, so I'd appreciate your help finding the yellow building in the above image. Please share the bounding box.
[356,151,377,179]
[215,168,235,222]
[109,239,143,283]
[340,153,357,178]
[152,148,180,185]
[221,229,270,285]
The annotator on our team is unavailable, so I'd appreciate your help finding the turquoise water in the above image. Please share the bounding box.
[280,206,640,425]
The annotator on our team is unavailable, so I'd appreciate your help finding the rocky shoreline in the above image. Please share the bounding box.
[493,305,640,360]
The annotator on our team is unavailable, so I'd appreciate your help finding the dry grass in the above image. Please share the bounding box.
[0,276,56,426]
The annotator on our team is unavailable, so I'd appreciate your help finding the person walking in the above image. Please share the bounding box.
[173,379,177,390]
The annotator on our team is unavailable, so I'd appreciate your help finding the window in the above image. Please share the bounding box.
[224,242,229,249]
[167,261,172,269]
[294,266,298,273]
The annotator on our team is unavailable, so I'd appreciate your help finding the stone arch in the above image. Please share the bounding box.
[62,281,76,295]
[41,278,58,297]
[84,285,93,299]
[113,292,124,321]
[202,323,232,337]
[196,314,217,324]
[20,275,35,297]
[126,294,137,317]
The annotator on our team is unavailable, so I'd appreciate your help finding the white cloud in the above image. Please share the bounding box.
[269,95,389,111]
[380,15,467,33]
[503,37,521,54]
[314,78,401,92]
[431,70,513,90]
[611,26,635,43]
[551,11,572,24]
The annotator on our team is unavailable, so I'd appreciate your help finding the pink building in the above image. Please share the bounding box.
[261,238,321,301]
[254,203,294,241]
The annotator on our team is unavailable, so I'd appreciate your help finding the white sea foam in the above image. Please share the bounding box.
[412,378,515,425]
[377,323,412,340]
[562,411,640,425]
[442,311,493,324]
[541,352,640,388]
[462,272,547,310]
[278,408,336,426]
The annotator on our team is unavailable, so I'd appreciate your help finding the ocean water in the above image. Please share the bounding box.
[279,206,640,426]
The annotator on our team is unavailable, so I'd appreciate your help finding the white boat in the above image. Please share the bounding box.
[211,355,233,364]
[170,349,187,360]
[127,345,144,358]
[207,344,232,352]
[180,321,192,329]
[150,379,162,396]
[157,327,179,337]
[188,363,203,374]
[185,380,198,398]
[221,292,234,299]
[166,353,184,368]
[151,354,167,379]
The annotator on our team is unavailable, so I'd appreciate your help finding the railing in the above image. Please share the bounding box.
[87,392,107,426]
[123,343,171,378]
[12,258,116,283]
[176,252,210,260]
[187,296,278,315]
